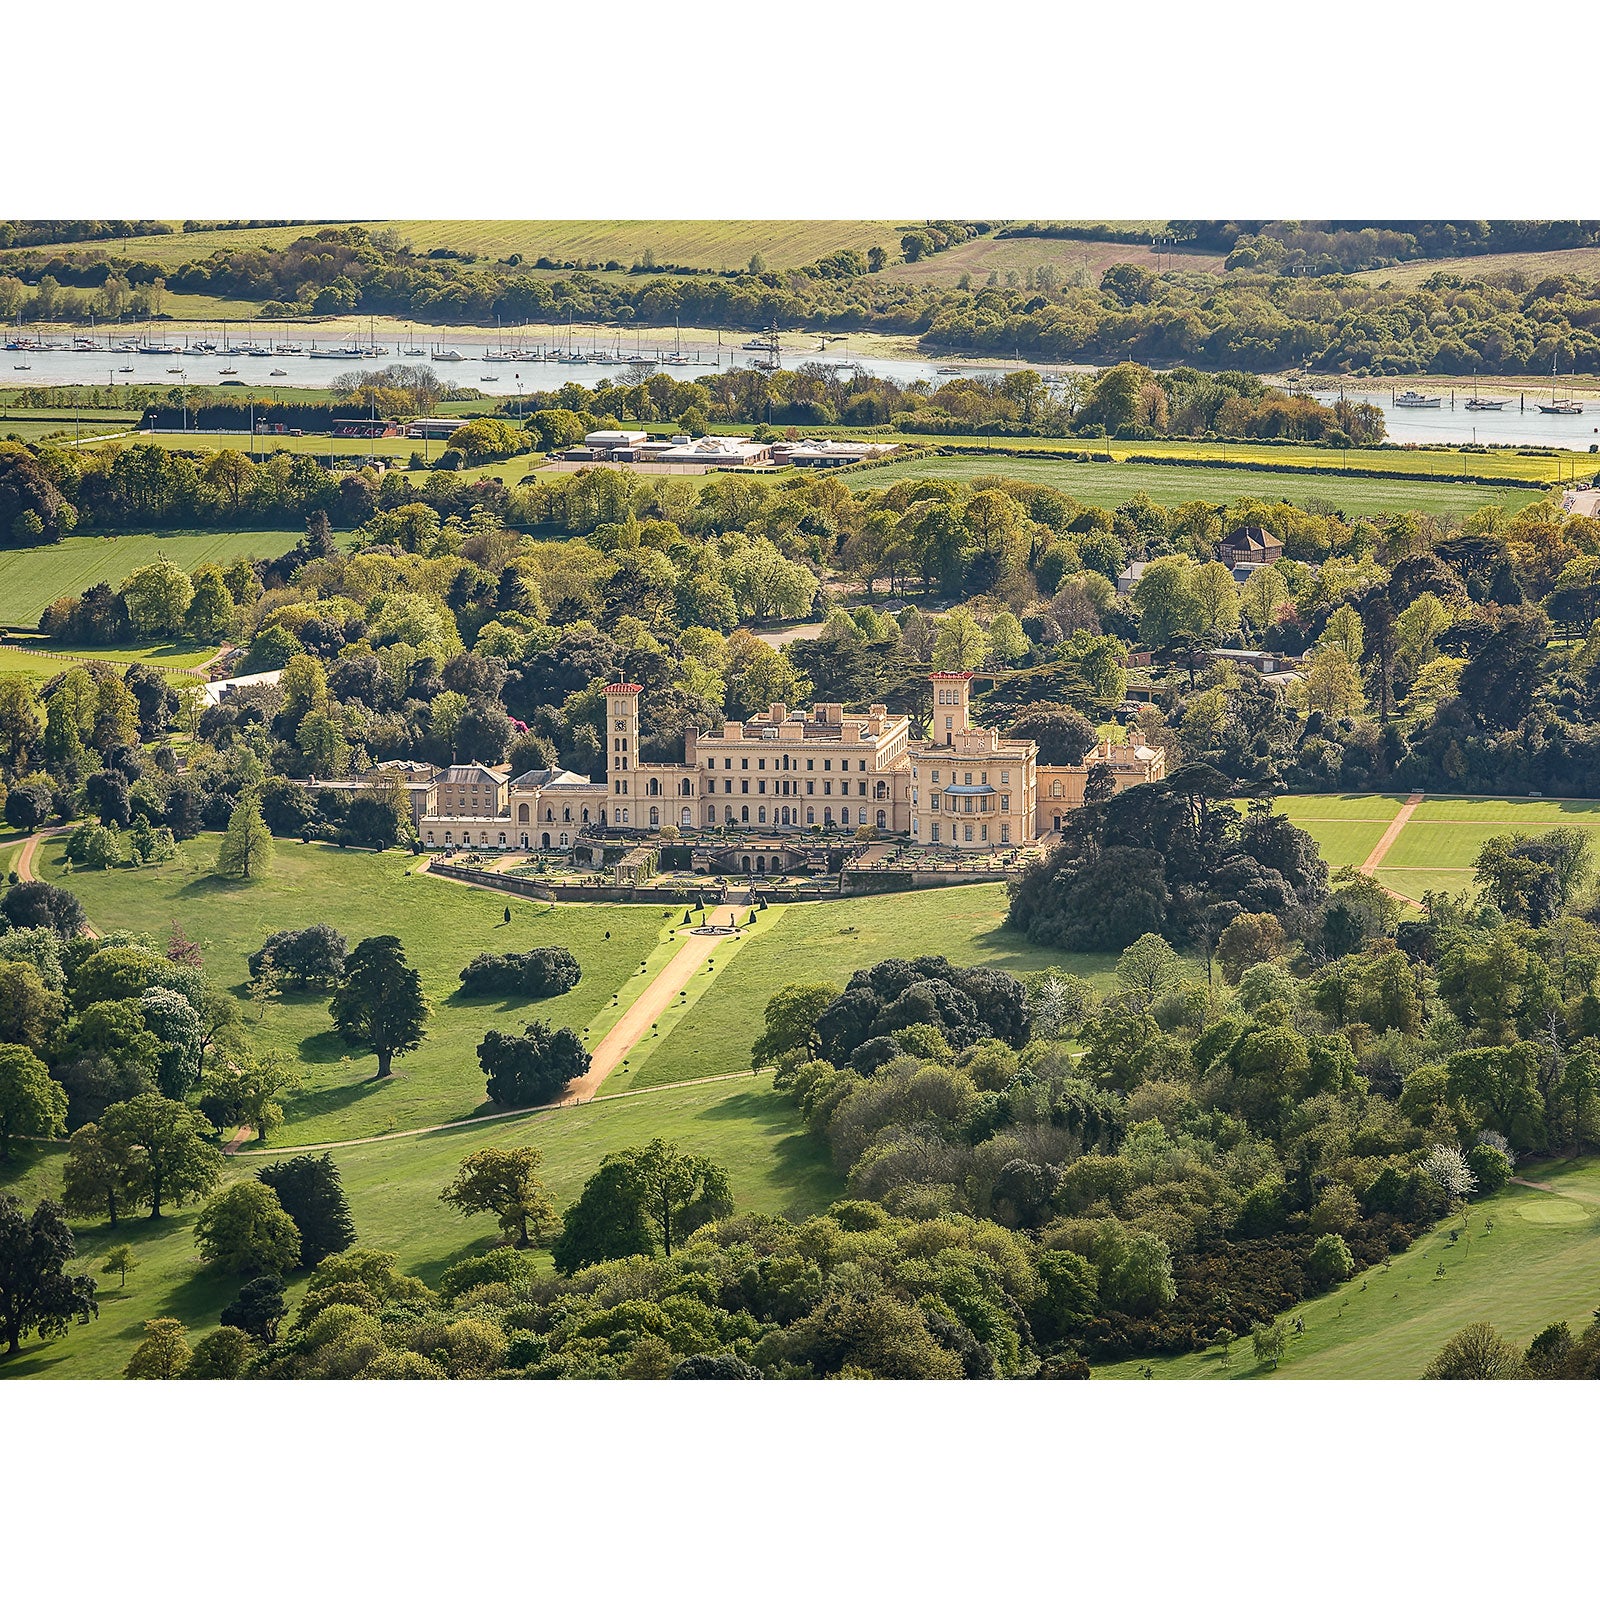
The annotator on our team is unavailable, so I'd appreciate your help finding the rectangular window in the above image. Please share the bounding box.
[807,759,814,771]
[824,760,832,771]
[1001,824,1011,843]
[931,796,939,811]
[807,781,815,795]
[1000,794,1010,812]
[981,825,988,842]
[931,822,940,842]
[1001,771,1010,785]
[741,759,749,770]
[758,759,766,770]
[964,825,973,842]
[741,780,749,794]
[823,782,832,796]
[758,781,767,795]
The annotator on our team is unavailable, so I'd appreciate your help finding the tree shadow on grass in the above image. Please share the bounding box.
[283,1073,393,1125]
[294,1026,362,1068]
[690,1089,841,1213]
[0,1142,62,1195]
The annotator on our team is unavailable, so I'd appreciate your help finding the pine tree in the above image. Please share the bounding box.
[215,788,273,880]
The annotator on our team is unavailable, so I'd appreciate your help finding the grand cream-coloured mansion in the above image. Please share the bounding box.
[408,671,1163,852]
[595,671,1164,851]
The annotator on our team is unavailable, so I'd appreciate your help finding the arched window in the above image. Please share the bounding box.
[648,778,660,796]
[541,832,551,848]
[681,807,692,827]
[725,806,735,824]
[599,811,607,826]
[806,808,815,825]
[582,807,591,823]
[520,833,528,847]
[444,830,453,844]
[876,809,887,829]
[559,833,569,846]
[517,803,529,823]
[707,805,717,826]
[563,807,571,822]
[740,806,750,823]
[649,806,660,826]
[875,780,888,800]
[1050,779,1064,798]
[758,806,767,823]
[545,807,554,822]
[681,778,692,796]
[823,808,833,827]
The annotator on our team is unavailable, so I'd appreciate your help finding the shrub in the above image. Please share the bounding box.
[1306,1231,1355,1287]
[457,946,580,999]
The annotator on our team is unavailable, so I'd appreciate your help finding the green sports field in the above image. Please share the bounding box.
[0,1074,838,1380]
[1374,796,1600,901]
[842,453,1549,517]
[1094,1159,1600,1379]
[0,530,301,627]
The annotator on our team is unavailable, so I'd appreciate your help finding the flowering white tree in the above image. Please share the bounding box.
[1031,972,1092,1040]
[1422,1143,1477,1208]
[1477,1129,1515,1167]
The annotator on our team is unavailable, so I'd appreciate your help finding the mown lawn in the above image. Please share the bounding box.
[841,453,1549,516]
[38,837,681,1144]
[0,530,301,627]
[0,1075,839,1380]
[626,883,1118,1092]
[1093,1158,1600,1380]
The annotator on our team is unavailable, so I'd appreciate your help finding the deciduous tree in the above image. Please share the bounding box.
[0,1043,67,1159]
[0,1195,97,1357]
[100,1094,221,1219]
[438,1147,560,1248]
[194,1183,302,1277]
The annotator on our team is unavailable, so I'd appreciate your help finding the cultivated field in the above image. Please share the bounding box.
[1355,246,1600,287]
[7,221,911,275]
[0,531,303,628]
[882,235,1227,287]
[0,1075,837,1379]
[1094,1156,1600,1379]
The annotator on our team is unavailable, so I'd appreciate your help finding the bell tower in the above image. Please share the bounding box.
[603,682,642,794]
[930,671,972,746]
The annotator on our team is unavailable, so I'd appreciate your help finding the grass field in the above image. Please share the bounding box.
[1372,796,1600,901]
[625,883,1122,1092]
[1094,1158,1600,1379]
[842,452,1547,516]
[0,642,215,687]
[0,1074,838,1379]
[0,530,301,627]
[37,837,685,1144]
